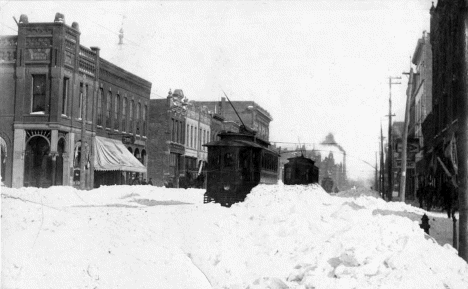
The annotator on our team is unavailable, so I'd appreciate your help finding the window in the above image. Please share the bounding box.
[190,126,193,148]
[186,124,189,146]
[143,105,147,136]
[129,100,134,133]
[32,75,46,113]
[175,120,178,143]
[136,102,141,135]
[178,121,182,143]
[114,94,120,130]
[84,84,89,120]
[97,88,103,126]
[62,77,69,115]
[106,91,112,128]
[122,97,127,132]
[78,83,83,119]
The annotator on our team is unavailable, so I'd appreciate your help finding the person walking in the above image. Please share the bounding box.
[148,178,153,185]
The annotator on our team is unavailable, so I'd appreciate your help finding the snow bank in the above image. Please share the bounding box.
[2,184,468,289]
[336,187,382,199]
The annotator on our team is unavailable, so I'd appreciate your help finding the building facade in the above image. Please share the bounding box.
[427,0,465,201]
[147,90,186,188]
[399,31,433,200]
[184,101,211,188]
[0,13,151,189]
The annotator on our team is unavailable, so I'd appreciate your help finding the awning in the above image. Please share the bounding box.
[94,136,146,173]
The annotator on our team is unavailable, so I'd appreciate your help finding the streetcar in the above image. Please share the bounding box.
[203,125,279,207]
[283,155,319,185]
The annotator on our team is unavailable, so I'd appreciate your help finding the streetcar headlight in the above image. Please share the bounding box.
[224,185,230,191]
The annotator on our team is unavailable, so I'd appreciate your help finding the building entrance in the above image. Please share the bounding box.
[24,136,52,187]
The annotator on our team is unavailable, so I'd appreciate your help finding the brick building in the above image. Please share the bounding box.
[399,31,433,200]
[427,0,465,193]
[0,13,151,189]
[147,89,186,187]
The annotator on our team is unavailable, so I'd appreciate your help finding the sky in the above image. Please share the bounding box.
[0,0,434,181]
[2,184,467,288]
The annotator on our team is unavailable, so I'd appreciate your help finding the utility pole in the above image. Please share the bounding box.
[400,69,413,203]
[380,124,385,199]
[375,151,378,191]
[79,81,87,190]
[458,2,468,261]
[380,125,385,198]
[387,76,401,201]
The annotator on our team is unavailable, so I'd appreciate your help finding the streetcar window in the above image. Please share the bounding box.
[239,149,250,169]
[209,148,221,169]
[224,153,234,167]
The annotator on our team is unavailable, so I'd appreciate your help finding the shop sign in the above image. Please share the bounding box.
[122,135,135,144]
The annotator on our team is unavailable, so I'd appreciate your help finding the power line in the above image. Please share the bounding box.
[0,21,17,33]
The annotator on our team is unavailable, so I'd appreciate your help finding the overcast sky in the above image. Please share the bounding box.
[0,0,433,181]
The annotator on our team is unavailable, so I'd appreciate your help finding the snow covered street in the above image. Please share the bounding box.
[2,184,468,289]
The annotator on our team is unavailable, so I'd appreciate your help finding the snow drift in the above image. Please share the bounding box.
[1,184,467,289]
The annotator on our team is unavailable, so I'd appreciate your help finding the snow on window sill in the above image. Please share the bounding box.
[30,111,45,115]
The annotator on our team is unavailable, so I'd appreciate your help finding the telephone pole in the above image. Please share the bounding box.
[400,69,413,203]
[380,125,385,198]
[387,76,401,201]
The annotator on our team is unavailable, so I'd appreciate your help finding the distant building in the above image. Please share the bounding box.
[0,13,151,188]
[400,31,432,200]
[184,100,211,188]
[194,97,272,141]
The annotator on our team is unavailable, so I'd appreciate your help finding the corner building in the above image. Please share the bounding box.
[0,14,151,188]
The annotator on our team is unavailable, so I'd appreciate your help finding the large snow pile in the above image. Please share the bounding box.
[2,184,468,289]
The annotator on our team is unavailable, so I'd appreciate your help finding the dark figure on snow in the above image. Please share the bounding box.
[416,185,425,209]
[148,178,153,185]
[141,179,147,185]
[443,181,458,219]
[425,185,435,211]
[132,177,141,186]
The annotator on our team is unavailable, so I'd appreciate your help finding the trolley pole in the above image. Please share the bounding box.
[387,76,401,201]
